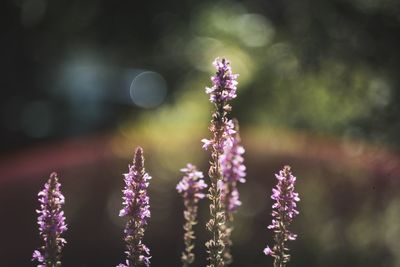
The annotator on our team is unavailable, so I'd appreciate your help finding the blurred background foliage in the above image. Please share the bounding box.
[1,0,400,266]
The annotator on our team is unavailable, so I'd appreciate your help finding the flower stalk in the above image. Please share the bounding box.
[176,164,208,267]
[117,147,151,267]
[202,57,238,267]
[220,119,246,264]
[264,166,300,267]
[32,172,67,267]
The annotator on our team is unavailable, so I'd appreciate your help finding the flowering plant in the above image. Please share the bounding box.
[29,58,301,267]
[202,57,239,267]
[264,165,300,267]
[176,164,207,267]
[32,172,67,267]
[117,147,151,267]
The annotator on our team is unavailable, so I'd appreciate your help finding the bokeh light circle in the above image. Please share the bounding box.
[130,71,167,108]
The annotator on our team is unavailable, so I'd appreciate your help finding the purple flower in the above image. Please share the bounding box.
[201,118,236,154]
[264,166,300,266]
[32,172,67,267]
[201,58,238,156]
[205,58,239,103]
[118,147,151,267]
[263,246,273,256]
[203,57,239,267]
[220,119,246,214]
[176,164,207,267]
[218,119,246,264]
[177,164,207,202]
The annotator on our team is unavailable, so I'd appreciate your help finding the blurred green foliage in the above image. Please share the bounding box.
[2,0,400,267]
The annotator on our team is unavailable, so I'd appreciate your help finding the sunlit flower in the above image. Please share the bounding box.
[118,147,151,267]
[219,119,246,264]
[177,164,207,267]
[205,58,239,103]
[177,164,207,201]
[264,165,300,266]
[203,57,239,267]
[32,172,67,267]
[220,119,246,213]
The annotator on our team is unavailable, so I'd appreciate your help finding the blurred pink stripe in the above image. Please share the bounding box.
[0,135,113,183]
[247,130,400,178]
[1,130,399,184]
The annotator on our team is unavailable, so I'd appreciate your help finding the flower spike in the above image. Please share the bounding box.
[264,166,300,267]
[220,119,246,264]
[202,57,239,267]
[32,172,67,267]
[177,164,207,267]
[117,147,151,267]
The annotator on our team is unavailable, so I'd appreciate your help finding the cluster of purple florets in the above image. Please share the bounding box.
[220,121,246,213]
[206,58,239,103]
[264,165,300,263]
[176,164,207,267]
[119,152,151,222]
[118,147,151,267]
[201,119,236,154]
[176,164,208,202]
[202,58,239,157]
[31,57,300,267]
[32,172,67,267]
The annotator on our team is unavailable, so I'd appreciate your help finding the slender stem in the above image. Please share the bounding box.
[204,57,238,267]
[182,198,197,267]
[207,106,226,267]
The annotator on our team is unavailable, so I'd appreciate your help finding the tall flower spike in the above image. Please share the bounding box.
[118,147,151,267]
[220,119,246,264]
[176,164,208,267]
[32,172,67,267]
[264,166,300,267]
[202,57,239,267]
[220,119,246,214]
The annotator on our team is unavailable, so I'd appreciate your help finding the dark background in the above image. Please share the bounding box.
[1,0,400,266]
